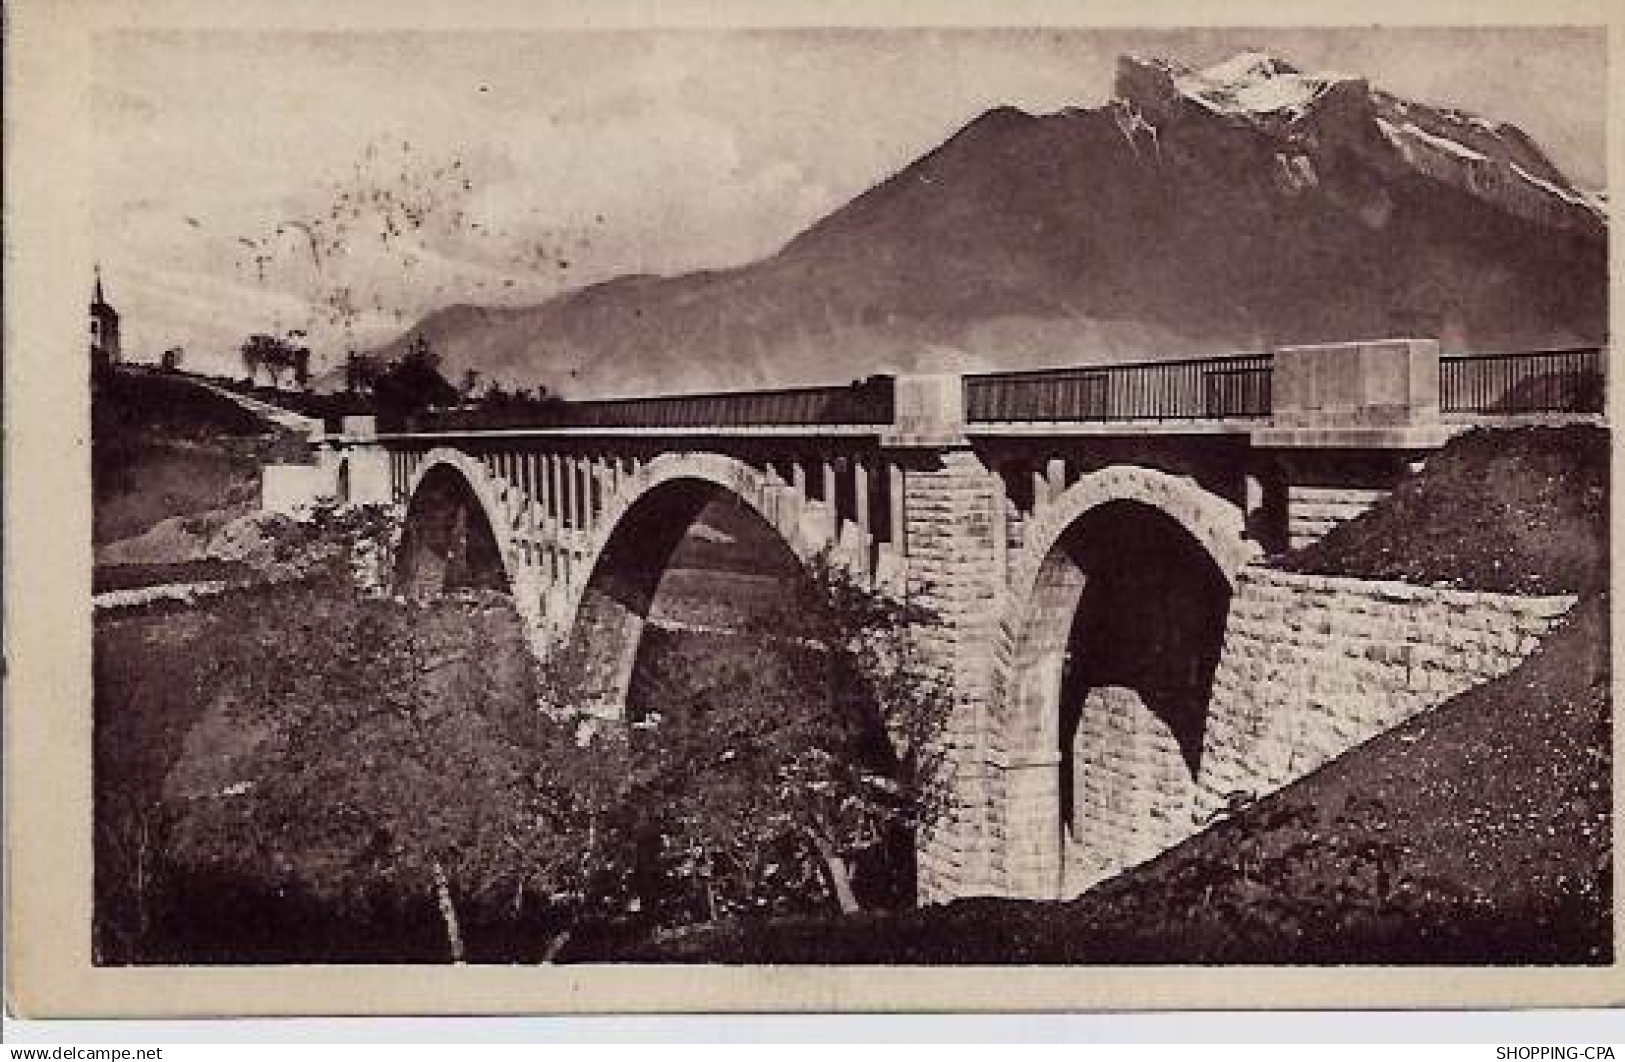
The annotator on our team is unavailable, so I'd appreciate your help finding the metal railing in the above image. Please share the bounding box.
[376,344,1604,434]
[965,353,1273,423]
[1440,347,1606,416]
[567,376,894,428]
[396,377,895,432]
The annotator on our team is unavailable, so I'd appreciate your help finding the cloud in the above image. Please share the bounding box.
[91,27,1603,371]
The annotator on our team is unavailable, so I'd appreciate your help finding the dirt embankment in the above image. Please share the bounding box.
[1279,425,1607,596]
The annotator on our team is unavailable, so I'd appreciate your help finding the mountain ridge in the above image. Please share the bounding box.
[354,51,1607,400]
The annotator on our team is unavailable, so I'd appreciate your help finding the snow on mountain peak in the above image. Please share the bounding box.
[1199,50,1301,81]
[1175,50,1347,118]
[1117,50,1353,123]
[1114,51,1604,238]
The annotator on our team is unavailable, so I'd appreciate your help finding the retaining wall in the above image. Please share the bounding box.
[1057,564,1575,896]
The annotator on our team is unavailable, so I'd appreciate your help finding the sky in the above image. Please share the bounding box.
[90,26,1606,377]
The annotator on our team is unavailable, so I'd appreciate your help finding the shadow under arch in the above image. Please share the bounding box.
[394,461,512,597]
[561,475,806,721]
[1006,495,1236,897]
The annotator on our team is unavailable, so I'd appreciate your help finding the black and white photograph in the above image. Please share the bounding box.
[5,2,1617,1018]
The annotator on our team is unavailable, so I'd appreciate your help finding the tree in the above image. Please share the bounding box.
[163,506,629,962]
[374,333,459,418]
[240,334,268,384]
[344,351,383,395]
[240,332,311,391]
[622,556,952,921]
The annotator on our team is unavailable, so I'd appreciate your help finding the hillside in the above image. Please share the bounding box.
[365,51,1606,398]
[93,369,282,546]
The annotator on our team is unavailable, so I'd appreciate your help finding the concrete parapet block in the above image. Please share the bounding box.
[1274,338,1440,425]
[339,448,394,506]
[340,415,378,439]
[1258,338,1448,448]
[887,373,966,446]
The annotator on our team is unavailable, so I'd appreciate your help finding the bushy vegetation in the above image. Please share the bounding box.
[616,559,952,924]
[96,505,950,962]
[239,331,312,390]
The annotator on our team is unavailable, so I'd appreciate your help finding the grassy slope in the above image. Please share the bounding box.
[578,425,1611,964]
[93,369,283,546]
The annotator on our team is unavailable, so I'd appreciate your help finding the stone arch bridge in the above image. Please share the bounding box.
[288,339,1603,902]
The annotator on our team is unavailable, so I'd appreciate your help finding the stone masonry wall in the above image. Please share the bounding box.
[1286,485,1387,549]
[1063,684,1203,898]
[1196,567,1575,812]
[1006,564,1575,901]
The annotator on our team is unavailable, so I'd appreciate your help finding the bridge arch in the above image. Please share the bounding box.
[394,447,519,598]
[558,452,839,719]
[991,465,1258,897]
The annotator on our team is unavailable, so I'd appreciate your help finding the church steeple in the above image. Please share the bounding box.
[90,265,121,370]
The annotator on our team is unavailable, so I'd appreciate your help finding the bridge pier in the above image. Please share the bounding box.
[891,446,1006,898]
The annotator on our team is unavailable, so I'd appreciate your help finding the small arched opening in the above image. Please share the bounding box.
[394,463,511,597]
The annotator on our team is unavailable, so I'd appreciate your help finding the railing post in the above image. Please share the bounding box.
[888,460,906,555]
[546,453,561,527]
[1046,457,1067,502]
[575,457,594,535]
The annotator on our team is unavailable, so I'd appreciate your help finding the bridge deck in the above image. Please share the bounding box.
[362,343,1605,439]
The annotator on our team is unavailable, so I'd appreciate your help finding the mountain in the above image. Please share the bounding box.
[362,51,1607,400]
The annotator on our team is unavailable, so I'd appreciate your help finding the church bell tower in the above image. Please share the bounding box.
[90,265,122,371]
